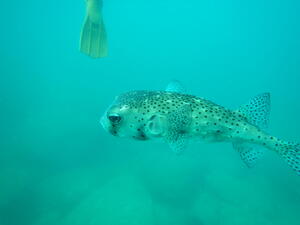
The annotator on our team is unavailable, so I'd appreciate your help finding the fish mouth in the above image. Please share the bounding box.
[100,116,119,136]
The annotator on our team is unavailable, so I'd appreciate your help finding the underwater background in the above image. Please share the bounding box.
[1,0,300,224]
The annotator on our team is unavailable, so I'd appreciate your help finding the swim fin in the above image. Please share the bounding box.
[80,13,108,58]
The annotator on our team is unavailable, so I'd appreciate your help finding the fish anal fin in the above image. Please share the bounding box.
[233,143,264,168]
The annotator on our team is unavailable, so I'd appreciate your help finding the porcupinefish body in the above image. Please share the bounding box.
[101,81,300,175]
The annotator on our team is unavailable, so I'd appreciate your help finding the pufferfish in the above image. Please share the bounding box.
[100,81,300,175]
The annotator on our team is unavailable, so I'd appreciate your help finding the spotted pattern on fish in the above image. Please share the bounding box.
[237,93,271,129]
[102,89,300,175]
[117,91,245,136]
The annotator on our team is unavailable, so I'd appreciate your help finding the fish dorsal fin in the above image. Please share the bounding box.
[165,80,186,94]
[236,93,271,129]
[165,104,192,154]
[233,143,264,168]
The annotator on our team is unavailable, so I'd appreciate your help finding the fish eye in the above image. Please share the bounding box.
[108,114,122,124]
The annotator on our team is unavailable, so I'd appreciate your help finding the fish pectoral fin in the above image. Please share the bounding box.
[165,80,187,94]
[166,133,188,154]
[146,115,166,136]
[233,142,264,168]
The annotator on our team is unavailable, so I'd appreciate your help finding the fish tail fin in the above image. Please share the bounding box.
[79,14,108,58]
[272,140,300,175]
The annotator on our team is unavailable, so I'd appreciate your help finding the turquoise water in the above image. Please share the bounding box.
[1,0,300,225]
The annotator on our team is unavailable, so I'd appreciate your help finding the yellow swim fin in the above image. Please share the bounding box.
[80,1,108,58]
